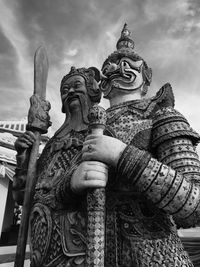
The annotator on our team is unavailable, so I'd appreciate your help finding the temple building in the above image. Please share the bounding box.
[0,118,49,247]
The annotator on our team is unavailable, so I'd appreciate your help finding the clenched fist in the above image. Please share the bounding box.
[70,161,108,194]
[82,135,127,167]
[15,131,36,152]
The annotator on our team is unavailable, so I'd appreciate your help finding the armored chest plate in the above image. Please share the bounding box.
[107,110,152,150]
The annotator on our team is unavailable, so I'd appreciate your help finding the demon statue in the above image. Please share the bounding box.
[78,24,200,266]
[13,67,108,267]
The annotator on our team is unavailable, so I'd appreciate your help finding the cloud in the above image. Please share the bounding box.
[0,29,19,88]
[0,0,33,120]
[0,0,199,146]
[65,48,78,57]
[0,0,33,89]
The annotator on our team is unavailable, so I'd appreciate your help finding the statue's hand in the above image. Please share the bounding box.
[82,135,127,167]
[15,131,36,152]
[71,161,108,194]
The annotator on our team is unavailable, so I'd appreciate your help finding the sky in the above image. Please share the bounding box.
[0,0,200,152]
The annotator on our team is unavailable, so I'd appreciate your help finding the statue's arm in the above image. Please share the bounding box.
[12,131,36,205]
[58,158,108,205]
[12,96,51,205]
[155,136,200,228]
[117,107,200,228]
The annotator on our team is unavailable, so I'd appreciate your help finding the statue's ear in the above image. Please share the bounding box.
[88,67,101,82]
[144,67,152,86]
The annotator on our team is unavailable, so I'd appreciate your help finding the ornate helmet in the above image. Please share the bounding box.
[101,23,152,97]
[60,66,101,113]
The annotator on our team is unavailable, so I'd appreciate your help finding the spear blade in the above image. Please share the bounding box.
[14,46,49,267]
[34,46,49,98]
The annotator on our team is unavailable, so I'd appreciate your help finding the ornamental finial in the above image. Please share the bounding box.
[116,23,135,51]
[88,104,107,131]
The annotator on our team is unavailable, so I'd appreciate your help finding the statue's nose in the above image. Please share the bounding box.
[107,63,118,74]
[68,87,75,93]
[120,61,128,74]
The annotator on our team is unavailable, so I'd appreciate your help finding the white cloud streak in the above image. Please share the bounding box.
[0,0,33,91]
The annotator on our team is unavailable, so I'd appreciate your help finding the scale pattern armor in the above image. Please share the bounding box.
[105,83,200,266]
[13,83,200,266]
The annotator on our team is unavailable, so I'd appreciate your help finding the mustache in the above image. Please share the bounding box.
[62,91,85,104]
[65,92,90,124]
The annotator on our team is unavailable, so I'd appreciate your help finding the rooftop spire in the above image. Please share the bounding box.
[116,23,135,51]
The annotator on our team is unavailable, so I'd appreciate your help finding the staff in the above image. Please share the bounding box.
[14,46,50,267]
[86,104,107,267]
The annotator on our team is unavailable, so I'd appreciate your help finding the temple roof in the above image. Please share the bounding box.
[0,118,27,136]
[0,118,50,174]
[0,118,50,140]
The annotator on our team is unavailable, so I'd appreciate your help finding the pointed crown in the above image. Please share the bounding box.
[116,23,135,51]
[101,23,152,89]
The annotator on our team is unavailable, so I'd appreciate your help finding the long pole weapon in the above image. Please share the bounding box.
[86,105,107,267]
[14,46,49,267]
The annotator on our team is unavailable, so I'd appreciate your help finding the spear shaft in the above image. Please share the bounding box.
[86,105,107,267]
[14,46,49,267]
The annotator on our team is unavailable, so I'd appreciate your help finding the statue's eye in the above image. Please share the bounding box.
[121,61,129,68]
[74,81,82,88]
[61,86,70,94]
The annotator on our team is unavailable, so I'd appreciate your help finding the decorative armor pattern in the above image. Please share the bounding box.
[117,99,200,230]
[86,104,107,267]
[86,189,106,267]
[29,203,53,266]
[152,106,200,148]
[156,138,200,179]
[108,84,199,266]
[29,130,88,267]
[14,82,199,266]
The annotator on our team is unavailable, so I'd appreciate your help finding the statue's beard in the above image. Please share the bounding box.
[101,69,144,98]
[62,92,90,126]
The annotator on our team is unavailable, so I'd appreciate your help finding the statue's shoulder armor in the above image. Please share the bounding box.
[151,83,200,148]
[152,83,175,110]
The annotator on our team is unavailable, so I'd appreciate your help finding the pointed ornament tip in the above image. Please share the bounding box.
[116,23,135,51]
[122,23,130,37]
[34,45,49,97]
[35,46,48,63]
[35,45,47,54]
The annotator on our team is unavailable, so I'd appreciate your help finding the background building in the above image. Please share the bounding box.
[0,118,49,266]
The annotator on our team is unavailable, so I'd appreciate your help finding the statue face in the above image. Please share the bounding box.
[61,75,89,112]
[101,57,144,98]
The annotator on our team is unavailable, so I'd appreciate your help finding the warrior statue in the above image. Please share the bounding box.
[13,25,200,267]
[76,24,200,266]
[13,66,108,266]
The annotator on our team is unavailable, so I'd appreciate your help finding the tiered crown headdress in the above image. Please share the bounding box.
[60,67,100,89]
[116,23,135,51]
[102,23,152,89]
[60,66,101,113]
